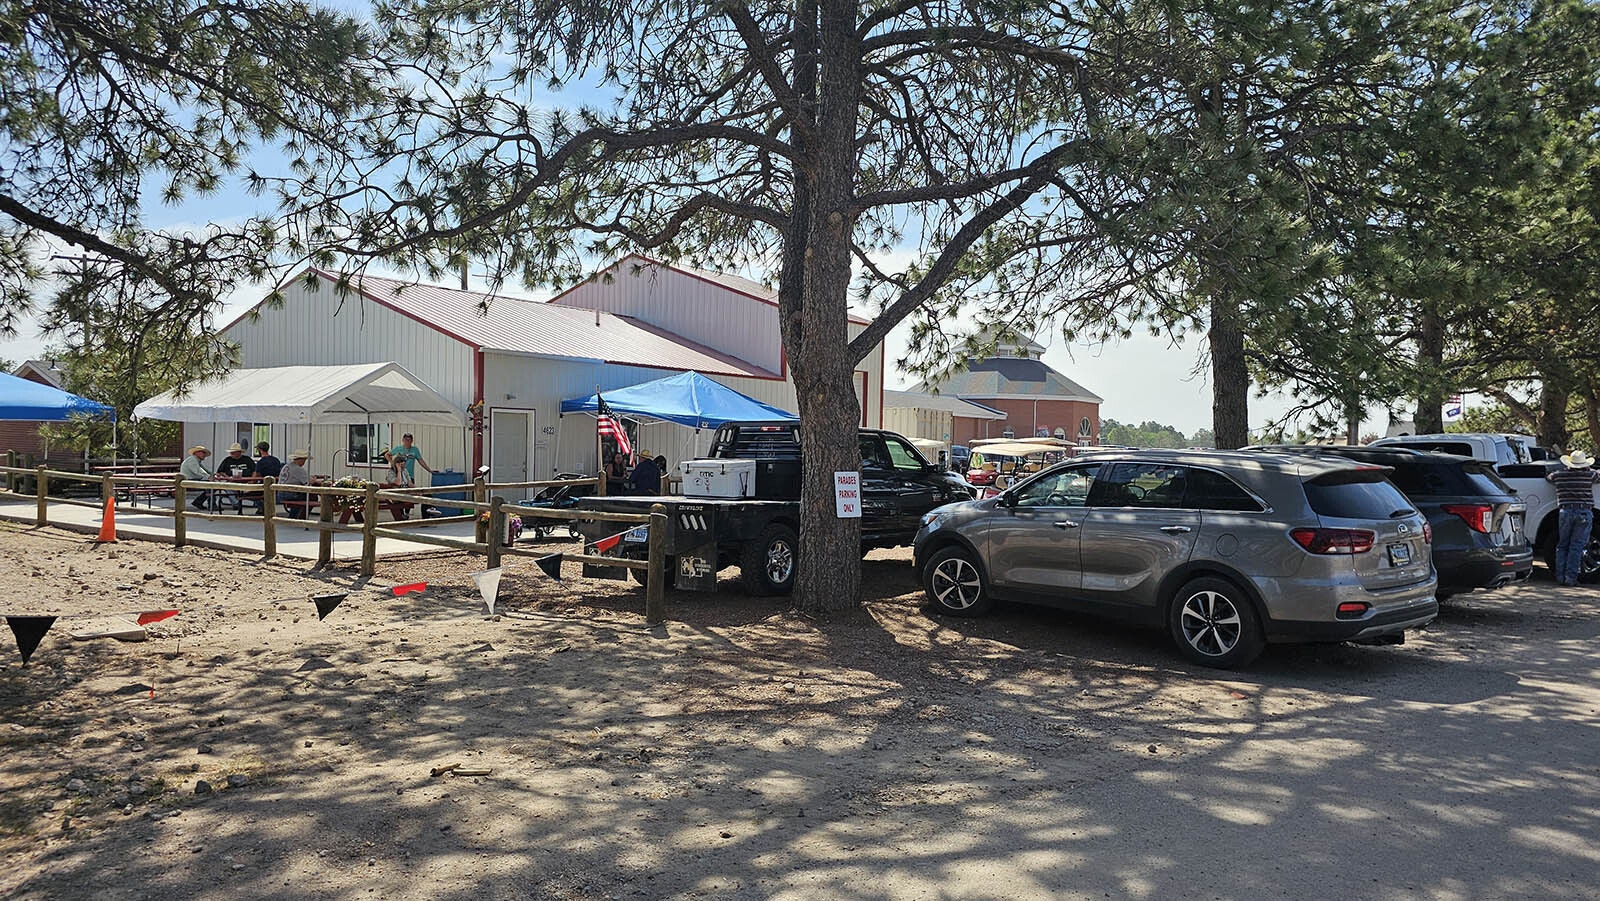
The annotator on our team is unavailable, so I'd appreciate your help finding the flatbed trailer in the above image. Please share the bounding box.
[574,494,802,595]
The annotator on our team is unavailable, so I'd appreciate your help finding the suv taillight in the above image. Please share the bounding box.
[1441,503,1493,533]
[1290,527,1376,555]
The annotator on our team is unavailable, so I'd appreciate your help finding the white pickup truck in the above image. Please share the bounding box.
[1372,433,1598,578]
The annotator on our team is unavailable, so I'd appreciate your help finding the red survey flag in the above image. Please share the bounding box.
[392,582,428,596]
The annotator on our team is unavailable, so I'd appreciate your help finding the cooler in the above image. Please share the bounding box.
[425,469,469,516]
[681,459,756,498]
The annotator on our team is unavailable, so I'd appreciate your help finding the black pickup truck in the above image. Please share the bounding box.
[575,421,974,595]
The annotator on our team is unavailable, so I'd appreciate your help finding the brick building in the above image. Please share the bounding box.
[916,336,1103,448]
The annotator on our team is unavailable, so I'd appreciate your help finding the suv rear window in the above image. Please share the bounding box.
[1304,471,1416,520]
[1386,459,1514,497]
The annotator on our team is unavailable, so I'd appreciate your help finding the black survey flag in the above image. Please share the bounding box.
[7,616,57,665]
[535,553,564,581]
[312,592,348,620]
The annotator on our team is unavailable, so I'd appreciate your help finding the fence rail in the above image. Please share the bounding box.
[0,462,665,624]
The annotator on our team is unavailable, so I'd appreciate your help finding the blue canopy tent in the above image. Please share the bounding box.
[560,371,796,428]
[0,371,113,421]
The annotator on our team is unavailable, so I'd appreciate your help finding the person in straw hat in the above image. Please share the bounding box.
[1547,449,1600,586]
[278,450,316,518]
[180,444,214,510]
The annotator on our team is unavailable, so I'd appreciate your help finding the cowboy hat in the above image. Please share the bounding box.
[227,442,244,452]
[1562,450,1594,468]
[290,449,311,460]
[188,445,209,455]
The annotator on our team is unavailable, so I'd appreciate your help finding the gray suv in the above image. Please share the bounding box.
[912,449,1439,667]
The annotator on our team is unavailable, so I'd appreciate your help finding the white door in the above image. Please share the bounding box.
[490,410,532,488]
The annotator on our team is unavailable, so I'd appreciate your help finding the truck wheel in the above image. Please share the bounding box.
[741,524,797,596]
[630,557,676,590]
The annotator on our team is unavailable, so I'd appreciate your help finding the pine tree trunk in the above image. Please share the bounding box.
[1209,293,1249,449]
[1413,306,1445,433]
[785,0,862,613]
[1539,380,1571,449]
[1583,382,1600,453]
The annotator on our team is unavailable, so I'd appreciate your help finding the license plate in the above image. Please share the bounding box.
[1387,543,1411,567]
[623,526,650,543]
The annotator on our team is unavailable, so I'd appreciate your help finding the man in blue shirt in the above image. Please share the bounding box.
[385,432,432,483]
[627,451,662,495]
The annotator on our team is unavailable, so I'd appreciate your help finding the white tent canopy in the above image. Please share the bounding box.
[133,362,463,426]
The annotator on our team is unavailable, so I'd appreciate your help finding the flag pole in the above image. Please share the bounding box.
[595,386,606,496]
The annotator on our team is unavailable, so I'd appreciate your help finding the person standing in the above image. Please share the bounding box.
[180,445,214,510]
[249,442,282,512]
[385,432,432,483]
[1546,449,1599,586]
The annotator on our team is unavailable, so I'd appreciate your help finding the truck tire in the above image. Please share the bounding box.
[741,523,798,596]
[630,556,676,590]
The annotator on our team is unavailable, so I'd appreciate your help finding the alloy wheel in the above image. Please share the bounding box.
[1179,590,1243,657]
[766,539,794,584]
[931,556,983,610]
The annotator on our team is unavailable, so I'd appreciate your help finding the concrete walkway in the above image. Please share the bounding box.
[0,496,481,561]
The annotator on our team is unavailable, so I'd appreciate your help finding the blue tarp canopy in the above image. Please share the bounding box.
[560,371,796,429]
[0,371,113,421]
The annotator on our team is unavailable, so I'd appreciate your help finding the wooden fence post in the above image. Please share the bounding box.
[473,477,488,545]
[34,465,47,526]
[6,450,16,493]
[172,475,187,548]
[101,473,113,506]
[360,484,379,577]
[646,503,667,625]
[262,477,277,559]
[316,489,334,568]
[486,496,504,569]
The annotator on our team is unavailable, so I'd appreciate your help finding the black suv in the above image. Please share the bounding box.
[709,421,976,549]
[1252,445,1534,598]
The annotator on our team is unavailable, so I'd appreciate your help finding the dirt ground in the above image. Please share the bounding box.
[3,519,1600,900]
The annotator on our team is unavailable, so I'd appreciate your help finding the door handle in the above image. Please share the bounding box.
[1160,525,1192,534]
[1054,520,1079,530]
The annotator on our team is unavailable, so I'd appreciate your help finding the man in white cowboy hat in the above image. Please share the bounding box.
[180,444,214,510]
[278,449,315,518]
[1546,449,1600,586]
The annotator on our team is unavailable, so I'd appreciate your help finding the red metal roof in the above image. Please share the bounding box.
[320,270,780,380]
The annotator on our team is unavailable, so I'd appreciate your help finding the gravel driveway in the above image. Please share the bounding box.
[3,524,1597,899]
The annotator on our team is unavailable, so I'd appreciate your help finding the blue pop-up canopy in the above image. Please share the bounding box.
[0,371,113,421]
[560,371,796,429]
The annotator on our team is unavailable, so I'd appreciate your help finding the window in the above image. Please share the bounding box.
[347,424,392,465]
[1184,469,1264,512]
[1090,462,1190,508]
[1079,417,1092,438]
[1011,464,1100,508]
[859,435,891,470]
[1304,472,1414,519]
[883,436,930,471]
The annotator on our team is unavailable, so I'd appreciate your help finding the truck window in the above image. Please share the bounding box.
[860,435,891,470]
[883,436,931,471]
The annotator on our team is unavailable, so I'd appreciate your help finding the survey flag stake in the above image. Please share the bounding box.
[470,568,503,615]
[392,582,428,597]
[7,616,57,665]
[312,592,348,620]
[535,553,564,581]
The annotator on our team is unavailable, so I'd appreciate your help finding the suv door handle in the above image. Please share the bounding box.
[1160,525,1192,534]
[1054,520,1079,530]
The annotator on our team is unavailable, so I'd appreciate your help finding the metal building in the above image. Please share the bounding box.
[206,255,885,485]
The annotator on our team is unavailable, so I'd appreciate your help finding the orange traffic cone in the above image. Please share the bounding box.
[96,495,117,543]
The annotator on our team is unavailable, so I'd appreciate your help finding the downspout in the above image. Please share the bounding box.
[472,348,486,472]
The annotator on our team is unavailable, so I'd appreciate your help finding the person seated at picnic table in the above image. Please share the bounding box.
[212,442,258,512]
[387,454,414,488]
[605,451,630,494]
[627,450,661,495]
[247,442,282,512]
[180,445,214,510]
[278,449,320,517]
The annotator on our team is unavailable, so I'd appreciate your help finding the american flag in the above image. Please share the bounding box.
[596,395,632,457]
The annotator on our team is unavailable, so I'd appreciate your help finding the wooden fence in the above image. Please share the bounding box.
[0,459,669,624]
